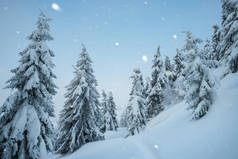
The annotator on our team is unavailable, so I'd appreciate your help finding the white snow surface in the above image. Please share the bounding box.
[53,73,238,159]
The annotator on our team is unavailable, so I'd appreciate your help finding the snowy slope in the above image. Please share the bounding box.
[55,73,238,159]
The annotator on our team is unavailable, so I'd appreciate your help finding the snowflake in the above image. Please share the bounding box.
[173,34,177,40]
[52,3,61,11]
[142,55,148,62]
[154,144,159,149]
[115,42,120,46]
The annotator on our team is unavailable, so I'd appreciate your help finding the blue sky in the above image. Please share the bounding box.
[0,0,221,117]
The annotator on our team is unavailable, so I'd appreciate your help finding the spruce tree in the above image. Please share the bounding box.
[219,0,238,76]
[142,77,151,99]
[100,90,107,133]
[184,54,216,120]
[105,92,118,131]
[55,44,104,154]
[181,31,216,119]
[126,69,147,135]
[164,56,175,88]
[173,49,185,81]
[146,46,166,119]
[0,12,56,159]
[211,25,221,62]
[165,56,172,72]
[201,39,218,68]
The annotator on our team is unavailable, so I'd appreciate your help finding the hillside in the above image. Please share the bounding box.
[54,73,238,159]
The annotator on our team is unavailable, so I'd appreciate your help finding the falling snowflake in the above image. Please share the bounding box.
[16,31,21,34]
[115,42,120,46]
[144,1,148,5]
[51,3,61,11]
[161,17,166,21]
[154,145,159,149]
[142,55,148,62]
[173,34,177,40]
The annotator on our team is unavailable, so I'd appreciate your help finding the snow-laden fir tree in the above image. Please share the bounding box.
[173,49,185,81]
[181,31,216,119]
[55,44,104,154]
[219,0,238,76]
[142,77,151,99]
[146,46,166,119]
[183,54,216,120]
[179,31,202,90]
[181,31,202,57]
[200,39,218,68]
[104,92,118,131]
[100,91,107,118]
[150,46,167,89]
[126,69,147,135]
[164,56,175,88]
[0,12,56,159]
[100,90,107,133]
[211,25,221,62]
[165,56,172,72]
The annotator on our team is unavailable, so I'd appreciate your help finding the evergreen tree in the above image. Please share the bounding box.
[200,39,218,68]
[181,31,202,57]
[146,46,166,119]
[165,56,172,72]
[219,0,238,76]
[0,12,56,159]
[126,69,147,136]
[55,44,104,154]
[181,31,216,119]
[180,31,202,85]
[173,49,185,81]
[104,92,118,131]
[183,54,216,120]
[100,90,108,133]
[211,25,221,62]
[142,77,151,99]
[150,46,167,89]
[165,56,175,88]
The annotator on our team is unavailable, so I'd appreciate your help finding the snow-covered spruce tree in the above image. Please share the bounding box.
[104,92,118,131]
[0,12,56,159]
[179,31,202,89]
[200,39,218,68]
[55,44,104,154]
[99,90,107,133]
[146,46,166,119]
[142,77,151,99]
[181,31,216,119]
[219,0,238,76]
[173,49,185,81]
[165,56,172,72]
[165,56,175,88]
[183,54,216,120]
[126,69,147,136]
[181,31,203,57]
[211,25,221,62]
[100,90,107,132]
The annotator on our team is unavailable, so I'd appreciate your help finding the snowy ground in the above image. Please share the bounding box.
[52,73,238,159]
